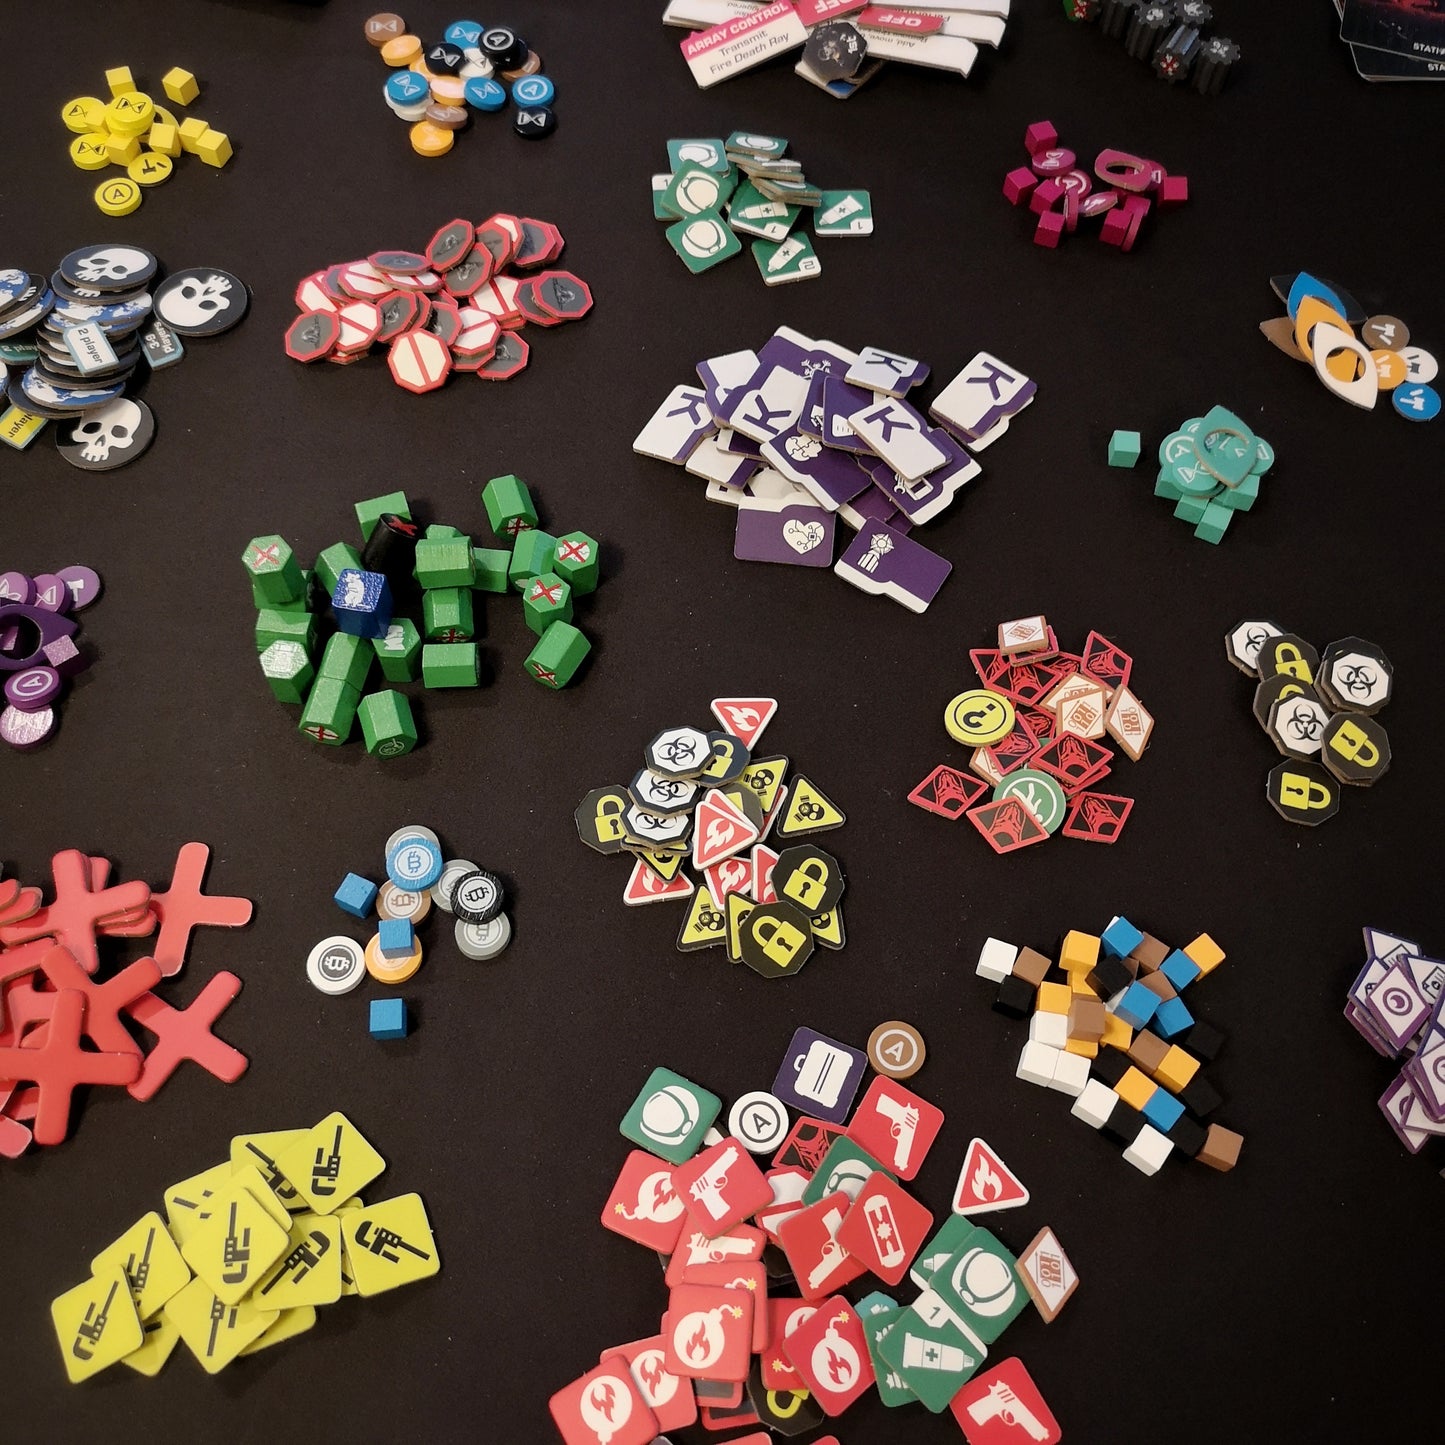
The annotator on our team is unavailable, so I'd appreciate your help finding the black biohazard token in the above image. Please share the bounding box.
[153,268,249,336]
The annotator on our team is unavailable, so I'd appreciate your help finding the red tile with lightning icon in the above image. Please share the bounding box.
[780,1297,875,1416]
[549,1356,658,1445]
[601,1150,686,1252]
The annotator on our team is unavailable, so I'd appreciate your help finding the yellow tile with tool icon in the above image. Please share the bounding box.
[91,1211,191,1320]
[165,1277,277,1374]
[253,1214,343,1310]
[340,1193,439,1296]
[276,1112,386,1214]
[121,1313,181,1377]
[51,1265,144,1383]
[163,1161,233,1247]
[180,1188,289,1305]
[231,1128,309,1212]
[240,1305,317,1357]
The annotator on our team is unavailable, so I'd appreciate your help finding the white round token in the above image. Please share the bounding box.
[1400,345,1438,385]
[431,858,478,912]
[455,913,511,960]
[727,1091,790,1153]
[307,936,366,995]
[386,824,440,857]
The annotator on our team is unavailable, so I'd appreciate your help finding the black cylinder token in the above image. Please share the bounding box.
[1153,23,1201,81]
[1192,35,1240,93]
[480,25,526,68]
[1125,1,1174,59]
[424,41,465,73]
[1101,0,1141,40]
[452,869,504,925]
[1176,0,1213,24]
[513,105,555,140]
[360,512,422,583]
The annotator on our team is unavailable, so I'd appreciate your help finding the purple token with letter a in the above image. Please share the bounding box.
[31,574,71,613]
[5,665,61,711]
[55,565,102,610]
[0,703,55,750]
[0,571,34,605]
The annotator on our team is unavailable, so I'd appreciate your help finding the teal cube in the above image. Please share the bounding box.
[1193,500,1233,544]
[1108,429,1142,468]
[369,997,409,1040]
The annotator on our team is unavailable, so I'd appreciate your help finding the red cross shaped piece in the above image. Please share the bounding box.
[37,944,156,1056]
[150,843,254,977]
[0,879,44,930]
[0,1112,29,1158]
[0,850,151,976]
[1,964,58,1042]
[123,970,248,1101]
[87,856,158,938]
[529,579,563,605]
[0,989,142,1145]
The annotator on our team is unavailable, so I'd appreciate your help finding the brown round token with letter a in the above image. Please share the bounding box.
[868,1021,925,1079]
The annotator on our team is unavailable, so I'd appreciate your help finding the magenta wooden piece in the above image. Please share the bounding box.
[1029,178,1065,214]
[1023,120,1058,156]
[55,566,102,610]
[1031,147,1076,176]
[0,704,55,750]
[1002,167,1038,206]
[1034,212,1066,249]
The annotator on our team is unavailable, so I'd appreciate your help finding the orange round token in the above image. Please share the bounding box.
[380,33,423,66]
[1371,349,1407,391]
[365,931,423,984]
[428,74,465,105]
[409,120,454,157]
[868,1021,926,1079]
[425,102,467,129]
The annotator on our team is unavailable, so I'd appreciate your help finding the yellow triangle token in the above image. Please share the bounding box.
[726,892,757,963]
[775,775,845,838]
[164,1161,234,1247]
[254,1214,343,1310]
[810,902,846,950]
[121,1313,182,1377]
[165,1277,278,1374]
[231,1129,309,1212]
[740,755,789,815]
[677,883,727,951]
[635,848,686,883]
[340,1193,440,1296]
[52,1266,144,1383]
[180,1188,290,1304]
[240,1305,318,1357]
[91,1211,191,1320]
[276,1112,386,1214]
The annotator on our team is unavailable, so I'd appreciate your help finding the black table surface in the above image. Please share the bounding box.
[5,2,1442,1442]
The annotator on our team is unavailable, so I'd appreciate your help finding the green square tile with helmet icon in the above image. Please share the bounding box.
[619,1067,721,1165]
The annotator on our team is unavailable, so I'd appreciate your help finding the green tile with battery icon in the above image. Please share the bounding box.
[751,232,822,286]
[275,1112,386,1214]
[814,189,874,236]
[925,1227,1028,1345]
[876,1302,984,1413]
[801,1136,894,1207]
[619,1066,721,1164]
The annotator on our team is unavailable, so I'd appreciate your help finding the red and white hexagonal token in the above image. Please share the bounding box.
[388,331,452,394]
[336,301,381,351]
[340,262,392,299]
[452,308,500,359]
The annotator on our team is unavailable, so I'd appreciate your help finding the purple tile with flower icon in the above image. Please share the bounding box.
[834,522,951,613]
[734,498,836,567]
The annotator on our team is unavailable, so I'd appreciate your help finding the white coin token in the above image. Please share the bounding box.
[431,858,478,912]
[306,936,366,995]
[727,1091,790,1153]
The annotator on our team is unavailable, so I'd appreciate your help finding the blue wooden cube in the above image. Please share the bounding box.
[1160,949,1201,992]
[369,997,409,1040]
[378,917,414,958]
[1142,1089,1185,1133]
[1114,981,1160,1030]
[1101,916,1144,959]
[1153,997,1195,1039]
[332,568,393,639]
[334,872,378,919]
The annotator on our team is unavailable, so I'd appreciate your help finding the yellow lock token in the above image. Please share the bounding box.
[381,31,423,65]
[253,1214,343,1310]
[121,1312,182,1377]
[276,1111,387,1214]
[105,91,154,136]
[128,151,173,186]
[180,1187,289,1304]
[409,120,454,157]
[96,177,142,216]
[340,1193,440,1296]
[91,1211,192,1320]
[231,1128,309,1211]
[164,1161,233,1247]
[725,891,757,962]
[62,96,106,132]
[51,1266,144,1383]
[68,133,111,170]
[945,688,1016,746]
[240,1305,317,1357]
[164,1277,277,1374]
[365,929,423,983]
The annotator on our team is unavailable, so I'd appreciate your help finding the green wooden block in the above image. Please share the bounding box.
[422,641,480,689]
[552,531,599,595]
[358,690,419,758]
[414,536,477,589]
[251,567,312,613]
[297,675,360,745]
[1107,429,1142,468]
[1154,470,1185,501]
[422,586,475,641]
[425,523,465,540]
[524,620,589,689]
[315,541,362,596]
[522,572,572,637]
[482,474,538,537]
[373,617,422,682]
[355,491,411,543]
[255,608,318,656]
[471,547,511,593]
[259,640,314,704]
[1194,499,1234,544]
[508,529,557,591]
[1173,495,1210,525]
[242,535,305,604]
[318,631,374,693]
[1215,472,1260,512]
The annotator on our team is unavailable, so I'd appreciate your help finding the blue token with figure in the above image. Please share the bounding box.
[386,71,429,106]
[444,19,484,47]
[511,74,554,107]
[1394,382,1441,422]
[464,76,506,110]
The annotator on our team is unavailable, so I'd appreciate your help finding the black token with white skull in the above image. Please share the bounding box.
[153,268,249,336]
[58,245,158,293]
[56,397,156,471]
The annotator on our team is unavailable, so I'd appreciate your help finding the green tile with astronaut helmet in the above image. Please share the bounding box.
[926,1227,1028,1346]
[619,1067,722,1165]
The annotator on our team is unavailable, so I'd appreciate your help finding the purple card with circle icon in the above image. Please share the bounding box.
[771,1026,867,1124]
[734,498,836,567]
[834,521,951,613]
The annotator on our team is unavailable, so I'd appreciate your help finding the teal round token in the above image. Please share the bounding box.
[1393,382,1440,422]
[445,19,484,46]
[1251,437,1276,475]
[1159,432,1219,496]
[511,74,554,107]
[994,768,1067,834]
[386,71,429,106]
[464,76,506,111]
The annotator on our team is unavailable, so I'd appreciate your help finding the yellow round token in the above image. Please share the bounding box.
[376,881,432,924]
[945,688,1016,747]
[380,32,423,66]
[151,103,180,129]
[61,96,106,133]
[95,177,143,215]
[1371,349,1407,391]
[68,133,112,170]
[127,151,173,186]
[429,74,465,104]
[409,120,454,157]
[105,92,154,137]
[365,932,423,984]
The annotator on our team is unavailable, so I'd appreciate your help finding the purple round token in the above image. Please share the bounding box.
[55,565,102,610]
[4,664,61,711]
[0,571,33,605]
[0,703,55,750]
[31,574,71,614]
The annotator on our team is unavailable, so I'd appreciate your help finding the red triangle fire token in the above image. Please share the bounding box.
[710,697,778,749]
[952,1137,1030,1217]
[692,790,760,872]
[623,858,696,907]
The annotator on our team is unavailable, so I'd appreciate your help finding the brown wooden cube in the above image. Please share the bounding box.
[1127,1030,1170,1074]
[1131,932,1170,972]
[1011,946,1053,988]
[1068,997,1107,1042]
[1196,1124,1243,1172]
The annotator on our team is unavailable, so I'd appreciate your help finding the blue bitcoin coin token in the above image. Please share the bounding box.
[387,836,444,890]
[386,71,430,105]
[1393,382,1441,422]
[444,19,484,47]
[464,76,507,111]
[511,74,554,107]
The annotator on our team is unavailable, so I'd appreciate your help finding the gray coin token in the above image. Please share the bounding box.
[386,823,440,857]
[453,868,504,924]
[727,1091,790,1153]
[431,857,478,912]
[455,912,511,960]
[307,935,366,995]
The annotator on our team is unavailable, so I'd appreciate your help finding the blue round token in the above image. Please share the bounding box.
[1393,382,1440,422]
[386,71,430,106]
[387,836,444,891]
[444,19,484,47]
[464,76,507,111]
[511,74,554,107]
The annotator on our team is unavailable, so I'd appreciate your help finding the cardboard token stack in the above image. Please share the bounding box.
[977,918,1243,1177]
[636,328,1035,613]
[1061,0,1241,93]
[0,564,101,750]
[50,1114,439,1380]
